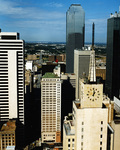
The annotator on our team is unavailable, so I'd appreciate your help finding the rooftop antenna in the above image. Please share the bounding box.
[92,22,95,50]
[88,22,96,82]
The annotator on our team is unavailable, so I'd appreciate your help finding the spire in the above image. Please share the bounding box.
[88,23,96,82]
[92,22,95,50]
[89,50,96,82]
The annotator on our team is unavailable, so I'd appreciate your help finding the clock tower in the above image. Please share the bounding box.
[80,78,103,108]
[79,48,103,108]
[63,23,108,150]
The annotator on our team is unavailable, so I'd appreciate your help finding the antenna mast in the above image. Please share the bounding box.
[92,22,95,50]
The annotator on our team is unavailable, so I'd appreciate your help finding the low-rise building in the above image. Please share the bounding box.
[0,120,16,150]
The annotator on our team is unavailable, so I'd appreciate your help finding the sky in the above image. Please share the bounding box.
[0,0,119,43]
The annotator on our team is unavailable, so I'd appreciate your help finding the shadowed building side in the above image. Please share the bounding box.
[105,9,120,99]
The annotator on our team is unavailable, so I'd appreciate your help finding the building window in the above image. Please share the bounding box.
[100,147,102,150]
[101,127,103,131]
[100,141,102,145]
[101,121,103,124]
[81,128,84,132]
[72,138,74,142]
[100,135,102,138]
[81,135,83,139]
[82,122,84,125]
[68,144,70,147]
[81,142,83,146]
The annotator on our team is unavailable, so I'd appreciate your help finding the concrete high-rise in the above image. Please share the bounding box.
[105,8,120,99]
[74,49,91,99]
[63,50,108,150]
[0,30,25,124]
[41,73,61,143]
[66,4,85,73]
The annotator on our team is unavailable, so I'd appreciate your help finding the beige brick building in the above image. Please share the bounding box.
[63,50,108,150]
[41,73,61,143]
[63,79,108,150]
[0,120,16,150]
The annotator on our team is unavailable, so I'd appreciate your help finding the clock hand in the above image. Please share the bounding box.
[92,90,95,96]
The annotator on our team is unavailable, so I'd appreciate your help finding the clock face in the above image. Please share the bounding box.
[86,88,100,102]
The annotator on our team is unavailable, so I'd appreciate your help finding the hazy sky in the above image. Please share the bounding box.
[0,0,119,43]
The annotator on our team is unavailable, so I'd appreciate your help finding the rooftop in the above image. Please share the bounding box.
[110,7,120,18]
[42,72,59,78]
[64,120,75,136]
[71,4,81,6]
[0,120,16,132]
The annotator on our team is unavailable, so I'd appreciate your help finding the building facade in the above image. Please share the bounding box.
[0,30,25,124]
[105,9,120,99]
[63,79,108,150]
[74,49,90,99]
[41,73,61,143]
[63,50,108,150]
[110,96,120,150]
[66,4,85,73]
[0,120,16,150]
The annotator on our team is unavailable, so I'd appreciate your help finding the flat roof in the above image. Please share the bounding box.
[0,120,16,132]
[64,121,75,136]
[42,72,59,78]
[71,4,81,6]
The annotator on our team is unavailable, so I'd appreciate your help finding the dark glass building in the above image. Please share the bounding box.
[66,4,85,73]
[105,10,120,99]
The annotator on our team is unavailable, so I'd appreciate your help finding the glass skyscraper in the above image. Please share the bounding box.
[66,4,85,73]
[105,10,120,99]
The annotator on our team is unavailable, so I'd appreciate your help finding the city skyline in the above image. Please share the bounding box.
[0,0,119,43]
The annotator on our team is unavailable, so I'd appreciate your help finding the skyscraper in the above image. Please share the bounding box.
[63,50,108,150]
[105,9,120,99]
[66,4,85,73]
[41,73,61,143]
[0,30,25,124]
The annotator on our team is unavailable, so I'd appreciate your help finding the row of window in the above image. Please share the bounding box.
[42,90,57,92]
[42,93,57,95]
[68,143,74,147]
[0,48,23,50]
[0,51,8,53]
[42,79,60,81]
[0,58,8,60]
[2,134,14,137]
[0,45,22,47]
[42,129,56,131]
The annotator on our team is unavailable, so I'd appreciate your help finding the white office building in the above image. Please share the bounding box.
[0,30,25,124]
